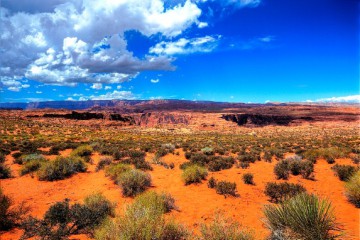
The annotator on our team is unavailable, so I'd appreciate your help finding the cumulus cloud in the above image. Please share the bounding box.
[91,83,103,90]
[150,35,221,55]
[0,0,203,88]
[150,79,160,83]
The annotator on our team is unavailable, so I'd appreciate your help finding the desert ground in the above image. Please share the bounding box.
[0,103,359,239]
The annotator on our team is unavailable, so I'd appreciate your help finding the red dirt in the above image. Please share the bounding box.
[1,149,358,240]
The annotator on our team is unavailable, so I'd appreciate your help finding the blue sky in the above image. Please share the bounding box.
[0,0,359,103]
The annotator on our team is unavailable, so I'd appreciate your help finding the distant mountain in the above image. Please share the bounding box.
[0,99,263,112]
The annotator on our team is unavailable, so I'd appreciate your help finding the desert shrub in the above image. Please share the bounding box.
[215,181,237,197]
[263,193,342,240]
[237,161,250,169]
[0,153,5,163]
[94,191,188,240]
[169,162,175,169]
[117,169,152,197]
[263,152,273,162]
[201,147,214,155]
[0,188,29,230]
[96,156,113,171]
[207,156,234,172]
[105,163,131,181]
[238,154,256,163]
[21,194,114,239]
[12,152,23,164]
[179,161,194,170]
[345,171,360,207]
[71,145,93,162]
[264,182,306,203]
[300,160,315,179]
[182,165,208,185]
[303,149,321,163]
[37,156,87,181]
[350,154,360,164]
[274,160,290,180]
[127,150,146,158]
[20,157,47,176]
[134,191,177,213]
[242,173,254,185]
[331,164,357,181]
[0,163,11,179]
[208,177,217,189]
[184,152,192,159]
[20,153,46,164]
[189,153,209,166]
[199,214,254,240]
[326,157,335,164]
[288,156,302,175]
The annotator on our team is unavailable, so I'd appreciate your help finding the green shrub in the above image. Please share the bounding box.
[345,171,360,207]
[133,191,177,213]
[238,154,256,163]
[242,173,254,185]
[96,156,113,171]
[37,156,87,181]
[0,153,5,163]
[208,156,234,172]
[21,194,114,239]
[1,188,29,230]
[300,160,314,179]
[215,181,237,197]
[105,163,131,181]
[274,160,290,180]
[182,165,208,185]
[189,153,209,165]
[331,164,357,181]
[288,156,302,175]
[20,153,46,164]
[94,191,188,240]
[263,193,342,240]
[199,214,254,240]
[201,147,214,155]
[20,158,47,176]
[71,145,93,162]
[264,182,306,203]
[208,177,217,189]
[117,169,152,197]
[237,161,250,169]
[0,163,11,179]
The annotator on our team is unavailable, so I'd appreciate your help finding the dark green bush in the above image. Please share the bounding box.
[189,153,209,166]
[0,163,11,179]
[0,153,5,163]
[207,156,234,172]
[242,173,254,185]
[331,164,357,181]
[238,154,256,163]
[95,156,113,171]
[71,145,93,163]
[37,156,87,181]
[105,163,131,181]
[208,177,217,189]
[264,182,306,203]
[238,161,250,169]
[264,193,342,240]
[182,165,208,185]
[215,181,237,197]
[20,158,47,176]
[1,188,29,231]
[21,194,114,239]
[117,169,152,197]
[274,160,290,180]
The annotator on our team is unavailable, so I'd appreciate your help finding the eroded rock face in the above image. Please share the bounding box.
[43,111,104,120]
[221,114,294,126]
[137,112,190,126]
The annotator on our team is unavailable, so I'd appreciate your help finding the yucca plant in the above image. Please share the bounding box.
[263,193,342,240]
[345,171,360,207]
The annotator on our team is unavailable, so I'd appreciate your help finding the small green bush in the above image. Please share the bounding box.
[274,160,290,180]
[117,169,152,197]
[37,156,87,181]
[215,181,237,197]
[331,164,357,181]
[0,163,11,179]
[105,163,131,181]
[242,173,254,185]
[199,214,254,240]
[208,156,234,172]
[96,156,113,171]
[345,171,360,207]
[0,153,5,163]
[71,145,93,162]
[94,191,188,240]
[208,177,217,189]
[182,165,208,185]
[21,193,114,239]
[264,182,306,203]
[263,193,342,240]
[1,188,29,230]
[201,147,214,155]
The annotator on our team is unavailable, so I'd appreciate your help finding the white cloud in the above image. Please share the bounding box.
[36,91,42,94]
[151,79,160,83]
[90,90,137,100]
[66,97,75,101]
[117,85,122,90]
[150,35,221,55]
[104,86,112,90]
[1,0,203,87]
[21,84,30,88]
[315,95,360,103]
[91,83,103,90]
